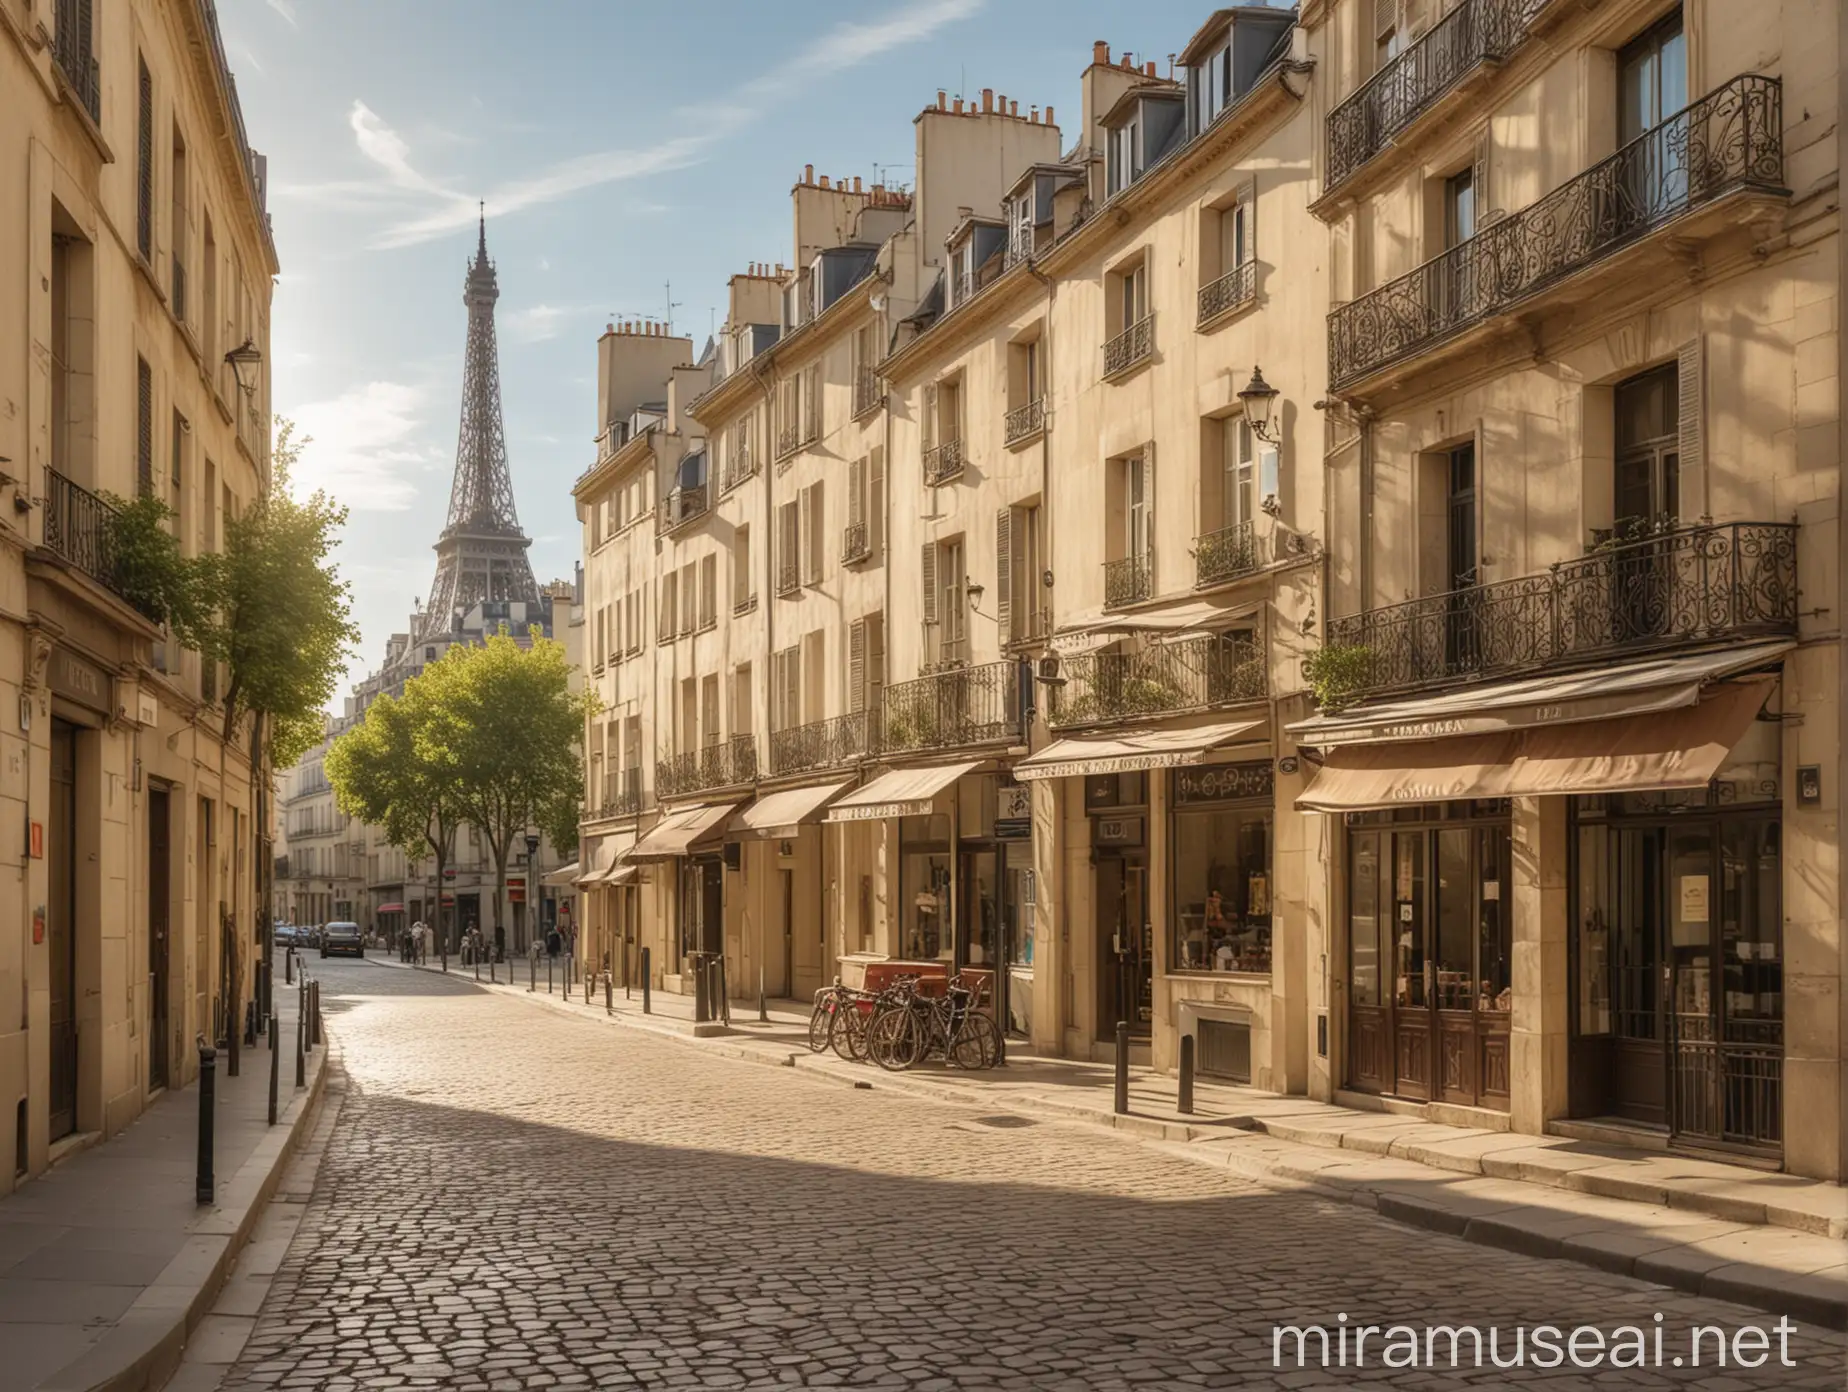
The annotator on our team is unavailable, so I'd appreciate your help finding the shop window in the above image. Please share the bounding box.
[1172,800,1272,975]
[1085,771,1146,811]
[899,814,951,962]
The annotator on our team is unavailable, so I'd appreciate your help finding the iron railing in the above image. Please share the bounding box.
[842,521,871,563]
[1324,520,1798,701]
[1330,75,1785,388]
[776,421,802,460]
[54,0,101,124]
[720,447,757,493]
[854,366,883,419]
[882,661,1022,755]
[1007,606,1054,649]
[952,268,977,308]
[924,438,966,487]
[776,555,801,597]
[733,592,758,617]
[1005,226,1035,269]
[656,735,757,799]
[1004,398,1045,445]
[770,711,880,776]
[1196,261,1256,326]
[656,485,708,532]
[43,467,131,602]
[1104,552,1154,609]
[1050,635,1266,730]
[1103,314,1154,378]
[1195,520,1258,587]
[600,770,645,819]
[1325,0,1533,192]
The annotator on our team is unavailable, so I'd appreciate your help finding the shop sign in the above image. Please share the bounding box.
[995,782,1031,839]
[1173,761,1274,806]
[1093,815,1143,847]
[49,646,111,713]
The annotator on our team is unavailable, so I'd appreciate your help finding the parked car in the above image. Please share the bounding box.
[321,921,364,959]
[297,925,322,950]
[273,924,296,947]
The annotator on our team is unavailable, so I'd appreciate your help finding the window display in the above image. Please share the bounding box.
[1172,805,1271,975]
[899,814,951,961]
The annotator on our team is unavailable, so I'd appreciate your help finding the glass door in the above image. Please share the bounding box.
[1097,852,1152,1038]
[1390,830,1430,1098]
[1667,828,1719,1141]
[1618,9,1688,219]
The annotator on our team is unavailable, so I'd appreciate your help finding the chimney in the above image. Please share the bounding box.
[1145,60,1157,77]
[981,88,993,113]
[937,90,947,110]
[1121,53,1135,70]
[1045,105,1054,125]
[804,163,814,184]
[818,174,831,189]
[952,96,964,113]
[1030,106,1039,122]
[1009,99,1018,117]
[1093,40,1109,66]
[853,175,862,193]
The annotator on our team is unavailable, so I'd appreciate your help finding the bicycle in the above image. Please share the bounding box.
[807,979,870,1055]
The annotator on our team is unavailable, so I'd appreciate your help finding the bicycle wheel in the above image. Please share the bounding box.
[832,999,870,1062]
[950,1011,1003,1070]
[807,999,834,1054]
[866,1005,920,1071]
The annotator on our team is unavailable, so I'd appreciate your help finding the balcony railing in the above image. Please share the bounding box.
[657,485,708,532]
[1050,635,1266,730]
[1194,520,1258,587]
[776,421,802,460]
[841,521,871,564]
[770,711,879,776]
[776,556,801,597]
[733,592,758,617]
[1004,398,1045,446]
[1102,314,1154,378]
[1196,261,1256,327]
[53,0,101,124]
[1325,0,1533,192]
[599,770,645,819]
[1330,75,1785,389]
[854,366,883,419]
[1104,552,1154,609]
[1324,520,1798,702]
[656,735,757,799]
[924,438,965,487]
[720,448,757,493]
[883,660,1023,755]
[43,467,137,606]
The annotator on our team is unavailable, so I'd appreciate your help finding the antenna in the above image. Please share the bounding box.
[664,280,684,336]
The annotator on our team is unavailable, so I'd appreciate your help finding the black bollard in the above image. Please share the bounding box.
[489,956,497,985]
[195,1042,216,1204]
[717,957,730,1027]
[547,954,554,995]
[311,981,322,1048]
[1114,1021,1130,1115]
[1178,1033,1195,1115]
[475,954,481,982]
[641,947,651,1015]
[529,950,536,992]
[285,947,294,986]
[267,1014,280,1126]
[693,954,709,1024]
[294,1010,305,1089]
[605,971,613,1016]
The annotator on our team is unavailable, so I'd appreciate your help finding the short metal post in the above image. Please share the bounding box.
[312,980,322,1048]
[693,954,709,1023]
[196,1042,216,1204]
[440,938,447,972]
[1113,1022,1130,1115]
[717,956,730,1027]
[489,956,496,985]
[475,952,481,982]
[604,971,613,1016]
[285,947,294,986]
[267,1014,280,1126]
[1178,1033,1195,1115]
[295,1010,305,1089]
[641,947,651,1014]
[547,954,554,995]
[529,950,536,992]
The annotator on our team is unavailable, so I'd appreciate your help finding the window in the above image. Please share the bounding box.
[1614,362,1680,529]
[678,678,698,755]
[800,481,825,585]
[934,536,966,663]
[679,561,698,634]
[204,458,217,550]
[846,456,870,560]
[1444,167,1476,248]
[1194,37,1234,131]
[803,362,822,441]
[801,630,825,727]
[847,613,884,716]
[169,410,185,541]
[699,554,717,629]
[998,503,1043,644]
[899,814,953,960]
[1107,115,1141,196]
[773,645,801,731]
[137,357,154,497]
[1375,0,1403,69]
[777,501,800,594]
[136,58,154,262]
[170,125,189,320]
[700,675,720,748]
[731,664,753,738]
[1007,334,1042,428]
[658,571,678,641]
[732,524,753,609]
[1618,8,1687,144]
[1125,455,1149,562]
[1117,260,1148,333]
[1172,790,1272,974]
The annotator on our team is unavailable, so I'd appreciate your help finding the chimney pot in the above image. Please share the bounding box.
[1030,106,1039,122]
[1145,60,1157,77]
[937,90,947,110]
[1121,53,1134,70]
[1045,105,1054,125]
[804,163,814,183]
[982,88,993,113]
[952,97,964,114]
[1010,99,1018,116]
[1093,40,1109,65]
[819,174,831,189]
[853,175,862,192]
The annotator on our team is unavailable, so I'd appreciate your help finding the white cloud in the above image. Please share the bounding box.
[265,0,298,27]
[503,304,587,344]
[288,381,441,511]
[328,0,983,249]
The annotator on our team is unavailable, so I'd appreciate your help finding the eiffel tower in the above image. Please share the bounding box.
[416,212,540,644]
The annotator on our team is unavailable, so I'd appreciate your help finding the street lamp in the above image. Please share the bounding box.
[223,339,263,396]
[1237,365,1282,444]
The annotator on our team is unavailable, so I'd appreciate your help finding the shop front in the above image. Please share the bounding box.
[731,781,854,1002]
[627,802,739,993]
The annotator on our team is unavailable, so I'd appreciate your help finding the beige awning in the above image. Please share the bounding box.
[1286,639,1793,747]
[600,863,640,886]
[731,780,854,839]
[626,802,741,861]
[1054,598,1261,649]
[824,761,984,823]
[1014,718,1267,781]
[544,861,580,888]
[1297,678,1775,812]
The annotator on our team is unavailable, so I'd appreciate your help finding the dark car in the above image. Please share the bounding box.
[321,921,364,958]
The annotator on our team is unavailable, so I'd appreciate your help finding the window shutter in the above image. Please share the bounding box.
[922,383,937,453]
[1473,127,1498,223]
[995,508,1013,639]
[137,60,154,261]
[848,456,866,529]
[848,619,867,713]
[1374,0,1400,40]
[920,543,939,625]
[1676,336,1703,520]
[1237,176,1256,266]
[870,446,886,556]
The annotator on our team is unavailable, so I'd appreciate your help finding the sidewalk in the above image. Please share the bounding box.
[0,981,329,1392]
[390,954,1848,1327]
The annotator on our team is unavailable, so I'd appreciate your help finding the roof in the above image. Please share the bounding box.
[1099,80,1184,131]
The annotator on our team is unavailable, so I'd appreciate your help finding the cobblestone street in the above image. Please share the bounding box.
[218,962,1846,1390]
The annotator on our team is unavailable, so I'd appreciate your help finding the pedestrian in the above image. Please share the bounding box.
[545,925,562,958]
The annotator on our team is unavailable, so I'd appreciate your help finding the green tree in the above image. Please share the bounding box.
[427,628,590,953]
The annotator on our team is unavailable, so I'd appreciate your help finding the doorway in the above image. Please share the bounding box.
[148,786,172,1092]
[48,720,79,1141]
[1096,851,1151,1038]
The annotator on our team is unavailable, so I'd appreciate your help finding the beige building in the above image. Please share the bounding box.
[572,1,1843,1180]
[0,0,276,1187]
[275,721,363,927]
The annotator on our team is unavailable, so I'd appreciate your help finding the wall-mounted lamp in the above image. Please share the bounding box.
[965,580,985,609]
[223,339,263,397]
[1237,364,1281,445]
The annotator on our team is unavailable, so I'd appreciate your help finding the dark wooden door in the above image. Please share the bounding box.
[148,787,171,1091]
[48,720,78,1140]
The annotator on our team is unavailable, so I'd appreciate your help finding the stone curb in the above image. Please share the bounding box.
[33,1016,331,1392]
[378,960,1848,1330]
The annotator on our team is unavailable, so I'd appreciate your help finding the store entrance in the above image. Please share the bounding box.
[1096,851,1151,1038]
[48,719,79,1141]
[148,786,172,1093]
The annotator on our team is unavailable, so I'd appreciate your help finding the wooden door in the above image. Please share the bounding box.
[148,787,171,1092]
[48,721,78,1140]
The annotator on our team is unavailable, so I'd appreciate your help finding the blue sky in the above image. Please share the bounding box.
[218,0,1233,697]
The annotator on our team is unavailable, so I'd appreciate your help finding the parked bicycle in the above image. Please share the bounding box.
[863,974,1001,1072]
[808,979,875,1060]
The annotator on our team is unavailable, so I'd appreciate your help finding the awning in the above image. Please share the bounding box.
[1014,717,1267,781]
[1297,677,1775,812]
[571,836,612,887]
[602,863,639,886]
[626,802,741,860]
[1054,598,1261,651]
[1287,639,1792,747]
[542,861,580,888]
[376,902,405,914]
[824,761,984,822]
[732,780,854,839]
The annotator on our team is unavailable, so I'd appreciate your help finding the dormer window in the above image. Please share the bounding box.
[1195,36,1233,129]
[1108,116,1142,196]
[951,240,976,307]
[1007,194,1034,265]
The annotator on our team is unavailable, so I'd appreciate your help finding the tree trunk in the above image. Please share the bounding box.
[492,836,511,957]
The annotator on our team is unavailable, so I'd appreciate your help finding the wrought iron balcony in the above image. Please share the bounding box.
[732,592,759,617]
[656,485,708,533]
[53,0,101,124]
[656,735,757,799]
[1194,520,1258,587]
[841,521,871,564]
[775,556,801,597]
[1330,75,1785,390]
[43,467,138,608]
[1323,520,1798,702]
[1102,314,1154,378]
[1325,0,1532,192]
[853,366,883,419]
[719,447,757,493]
[1004,398,1045,446]
[924,438,965,487]
[599,770,645,819]
[770,711,879,776]
[1196,261,1256,327]
[776,421,802,460]
[1103,553,1154,609]
[1050,634,1266,730]
[883,660,1022,755]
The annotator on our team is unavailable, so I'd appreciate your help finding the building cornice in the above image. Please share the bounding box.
[572,426,657,501]
[688,279,879,427]
[179,2,280,276]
